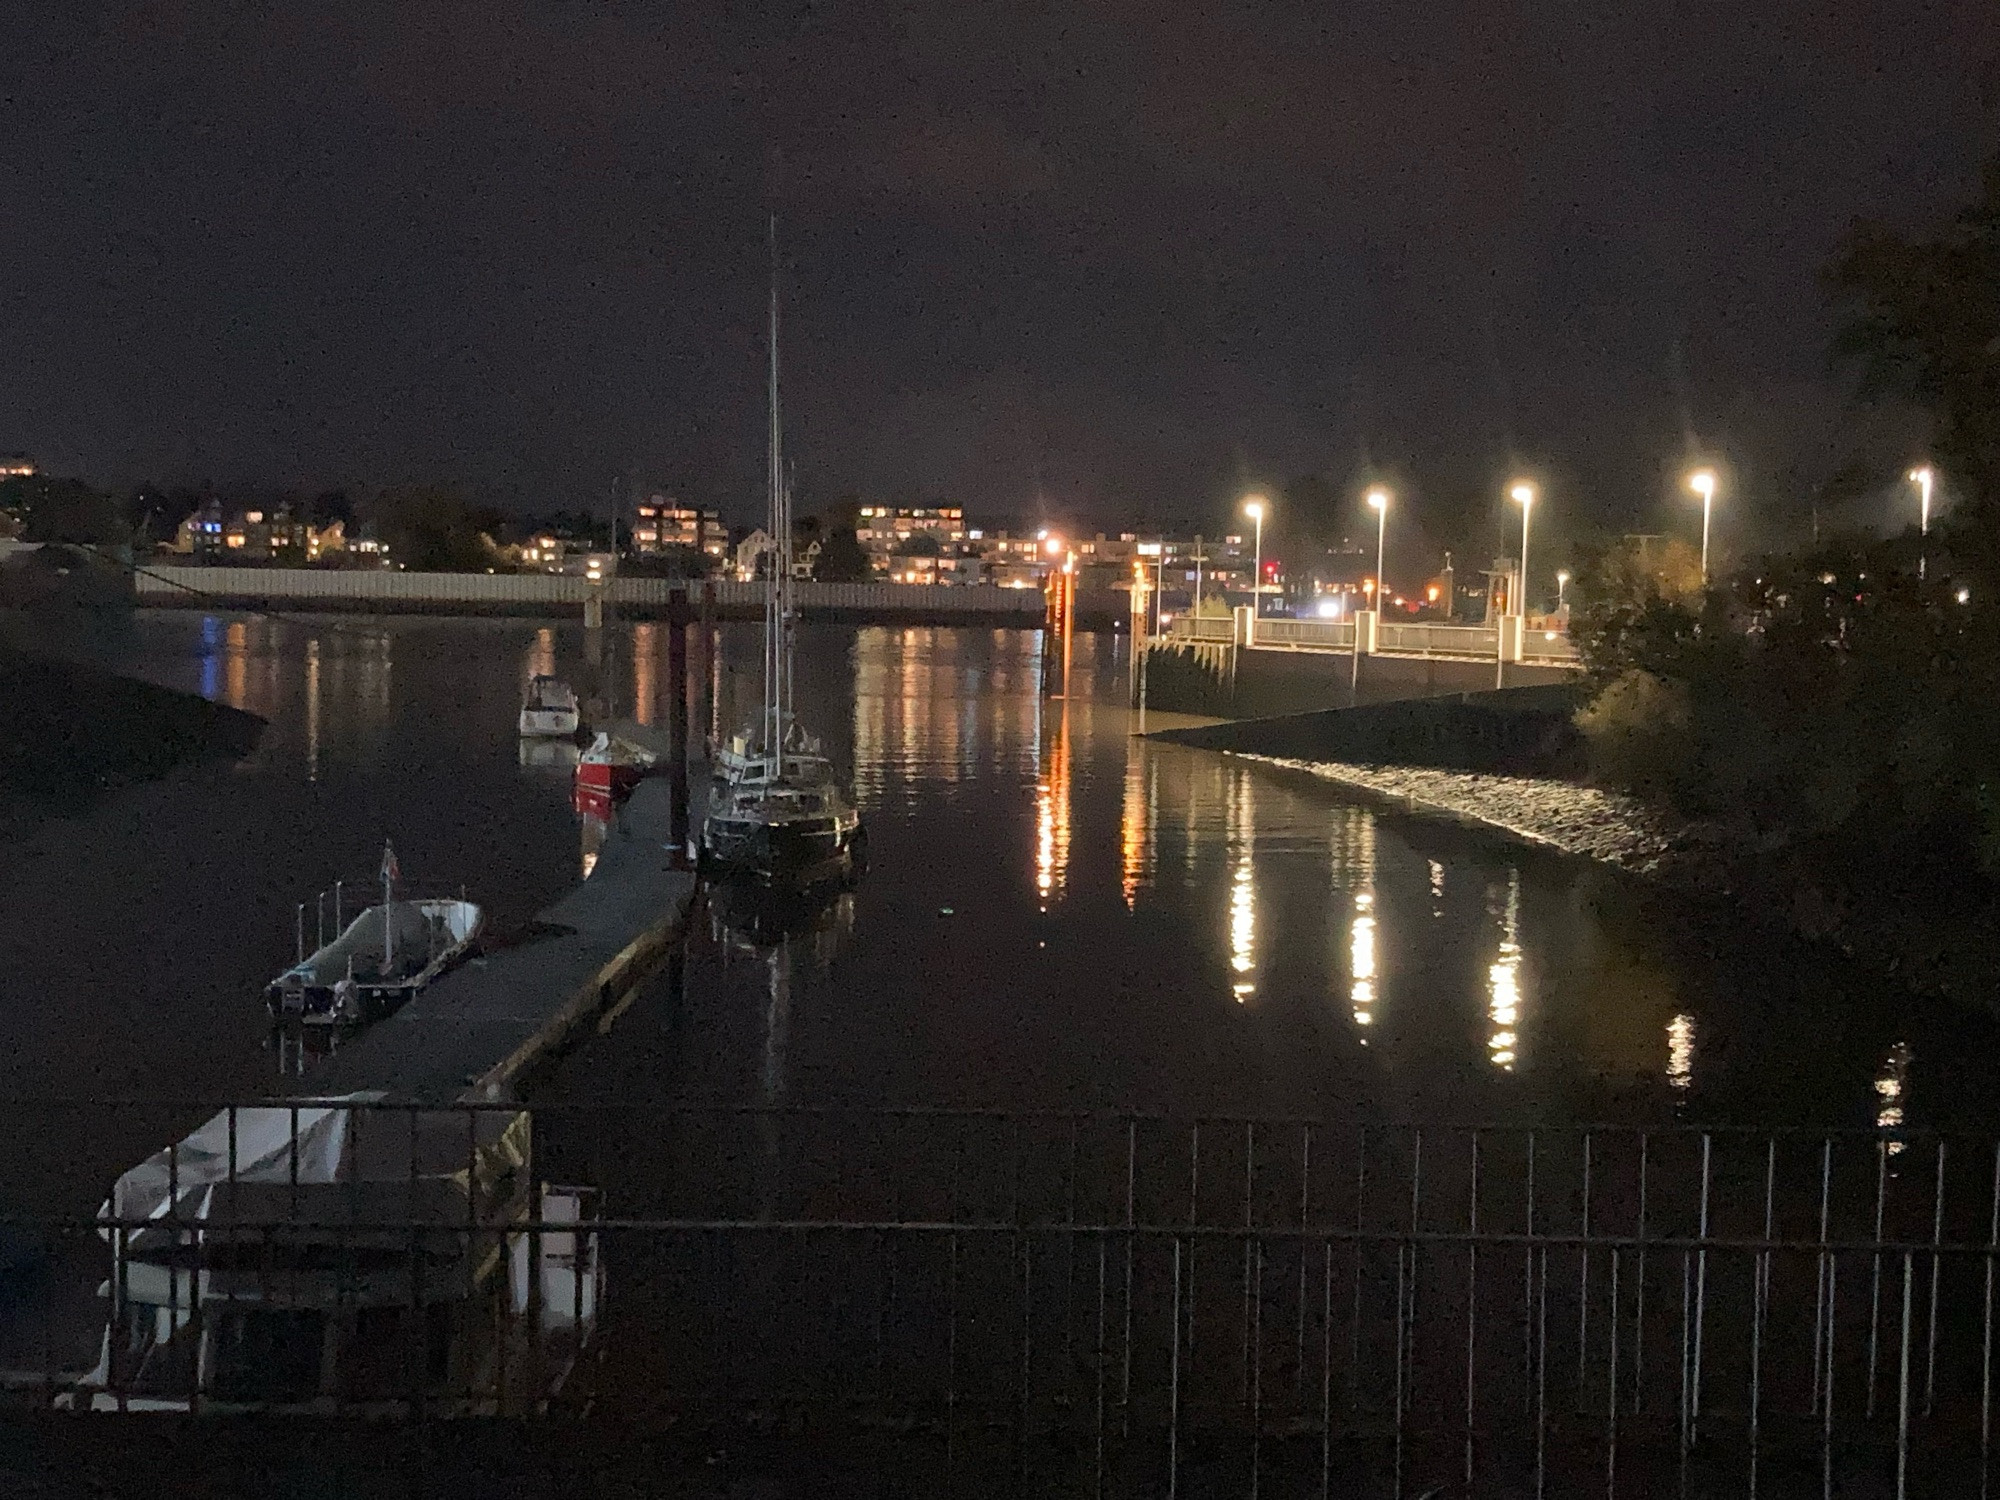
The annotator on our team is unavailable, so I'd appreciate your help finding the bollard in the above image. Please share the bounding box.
[668,589,691,858]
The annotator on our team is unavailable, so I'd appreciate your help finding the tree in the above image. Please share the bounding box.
[310,490,354,530]
[0,475,126,546]
[805,496,872,582]
[1826,154,2000,535]
[370,486,503,572]
[813,527,870,581]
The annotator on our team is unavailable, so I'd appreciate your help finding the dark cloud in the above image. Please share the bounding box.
[1,0,1994,554]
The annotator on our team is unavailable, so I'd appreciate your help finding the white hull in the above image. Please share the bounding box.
[519,675,581,737]
[518,707,581,737]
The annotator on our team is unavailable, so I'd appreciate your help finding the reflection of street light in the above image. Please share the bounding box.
[1509,483,1535,615]
[1242,496,1267,617]
[1687,469,1717,585]
[1909,466,1934,579]
[1366,488,1389,611]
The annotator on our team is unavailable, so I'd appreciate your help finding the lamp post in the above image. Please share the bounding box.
[1242,496,1267,617]
[1509,483,1535,616]
[1366,487,1389,603]
[1687,469,1717,585]
[1556,568,1571,613]
[1909,466,1934,580]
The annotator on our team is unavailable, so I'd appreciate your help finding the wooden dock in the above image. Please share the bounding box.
[302,777,698,1104]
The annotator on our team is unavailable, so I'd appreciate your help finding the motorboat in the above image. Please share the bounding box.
[65,1097,600,1415]
[518,675,580,737]
[699,227,865,882]
[572,728,659,821]
[265,842,481,1026]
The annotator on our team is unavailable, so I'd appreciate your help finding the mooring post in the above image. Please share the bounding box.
[668,587,691,859]
[699,579,717,746]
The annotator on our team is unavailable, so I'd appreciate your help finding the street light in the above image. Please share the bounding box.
[1366,488,1390,613]
[1687,469,1717,585]
[1509,483,1535,616]
[1242,495,1267,618]
[1556,569,1571,611]
[1909,466,1934,579]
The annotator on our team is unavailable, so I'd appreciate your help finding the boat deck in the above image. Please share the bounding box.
[301,775,699,1104]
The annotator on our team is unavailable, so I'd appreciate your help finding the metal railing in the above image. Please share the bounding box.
[1377,620,1502,657]
[1165,614,1238,642]
[1,1104,1991,1497]
[1253,617,1357,651]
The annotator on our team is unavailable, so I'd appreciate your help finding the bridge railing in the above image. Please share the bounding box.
[1253,617,1356,650]
[1166,615,1238,642]
[1377,620,1501,657]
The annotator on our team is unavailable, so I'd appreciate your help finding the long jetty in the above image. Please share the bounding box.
[302,777,697,1104]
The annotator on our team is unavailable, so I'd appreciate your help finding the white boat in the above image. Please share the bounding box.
[518,674,581,737]
[65,1098,601,1415]
[266,842,481,1026]
[699,227,865,881]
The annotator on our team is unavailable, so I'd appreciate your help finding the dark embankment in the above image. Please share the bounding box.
[1145,683,1585,777]
[0,646,264,804]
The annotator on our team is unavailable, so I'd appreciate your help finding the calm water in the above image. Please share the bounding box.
[4,610,1999,1203]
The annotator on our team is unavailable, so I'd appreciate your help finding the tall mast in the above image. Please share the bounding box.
[765,218,784,774]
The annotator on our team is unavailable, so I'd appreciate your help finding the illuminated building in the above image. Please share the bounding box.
[630,497,724,560]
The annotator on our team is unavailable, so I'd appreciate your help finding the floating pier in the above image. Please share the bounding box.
[302,776,698,1104]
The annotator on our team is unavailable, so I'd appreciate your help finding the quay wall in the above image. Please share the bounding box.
[134,566,1049,626]
[1140,638,1576,719]
[1145,683,1586,777]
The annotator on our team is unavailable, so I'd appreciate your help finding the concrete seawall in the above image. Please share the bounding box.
[1145,683,1585,777]
[135,566,1049,627]
[1141,637,1576,719]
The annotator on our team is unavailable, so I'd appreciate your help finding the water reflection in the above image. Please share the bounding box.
[1349,892,1376,1032]
[525,627,555,684]
[1227,768,1256,1001]
[632,623,656,726]
[305,637,321,782]
[1487,869,1524,1071]
[1666,1013,1696,1094]
[1876,1041,1912,1152]
[1036,698,1072,909]
[1120,745,1153,910]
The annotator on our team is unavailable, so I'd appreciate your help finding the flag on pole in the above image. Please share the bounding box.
[380,840,400,888]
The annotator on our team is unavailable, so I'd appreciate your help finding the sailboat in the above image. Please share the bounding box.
[699,230,864,880]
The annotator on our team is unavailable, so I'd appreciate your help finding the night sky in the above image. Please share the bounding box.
[4,1,1996,551]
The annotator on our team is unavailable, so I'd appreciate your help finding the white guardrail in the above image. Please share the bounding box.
[1165,613,1580,664]
[132,567,1049,619]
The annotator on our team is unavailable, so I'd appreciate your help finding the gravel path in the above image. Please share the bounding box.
[1238,755,1729,884]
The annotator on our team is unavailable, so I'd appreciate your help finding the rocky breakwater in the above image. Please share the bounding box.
[1240,756,1733,886]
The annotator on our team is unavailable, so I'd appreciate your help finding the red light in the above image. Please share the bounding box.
[1264,561,1276,575]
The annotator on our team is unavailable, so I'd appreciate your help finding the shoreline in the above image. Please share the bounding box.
[1235,755,1730,884]
[1236,752,2000,1017]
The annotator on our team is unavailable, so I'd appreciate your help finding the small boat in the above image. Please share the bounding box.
[66,1098,601,1415]
[519,675,581,737]
[572,729,659,820]
[266,842,481,1026]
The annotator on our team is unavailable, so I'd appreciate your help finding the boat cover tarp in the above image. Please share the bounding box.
[103,1098,531,1237]
[278,900,480,988]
